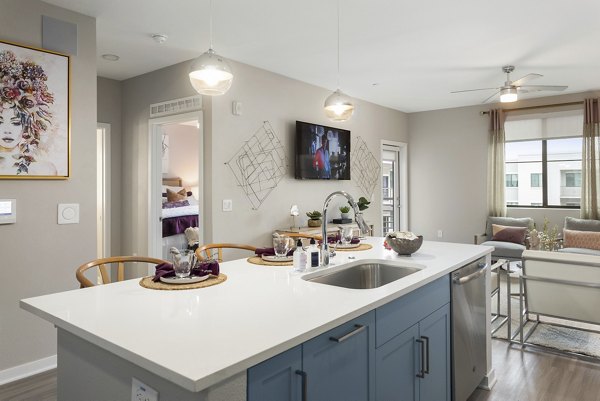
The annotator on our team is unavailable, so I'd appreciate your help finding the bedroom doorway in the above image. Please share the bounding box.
[381,140,408,235]
[148,111,204,260]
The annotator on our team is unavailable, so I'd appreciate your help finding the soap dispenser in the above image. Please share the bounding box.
[293,239,307,272]
[308,238,320,268]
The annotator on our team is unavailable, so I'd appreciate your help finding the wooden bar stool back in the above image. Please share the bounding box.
[76,256,168,288]
[195,243,258,263]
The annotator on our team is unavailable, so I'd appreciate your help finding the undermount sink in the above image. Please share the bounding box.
[303,260,422,289]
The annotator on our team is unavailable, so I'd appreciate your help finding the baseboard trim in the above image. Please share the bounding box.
[0,355,57,386]
[478,367,497,390]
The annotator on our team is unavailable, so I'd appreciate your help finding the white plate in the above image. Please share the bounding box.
[261,254,293,262]
[337,242,361,249]
[160,275,210,284]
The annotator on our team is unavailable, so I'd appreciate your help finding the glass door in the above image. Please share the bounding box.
[381,148,398,234]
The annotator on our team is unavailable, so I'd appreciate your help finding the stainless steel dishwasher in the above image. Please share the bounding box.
[451,258,488,401]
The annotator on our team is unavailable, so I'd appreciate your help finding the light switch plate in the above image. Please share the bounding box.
[58,203,79,224]
[222,199,233,212]
[131,377,158,401]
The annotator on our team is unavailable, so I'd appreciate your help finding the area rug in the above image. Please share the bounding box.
[491,273,600,359]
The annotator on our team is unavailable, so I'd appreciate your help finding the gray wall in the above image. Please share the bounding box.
[97,77,122,255]
[0,0,96,371]
[407,91,598,244]
[120,59,408,258]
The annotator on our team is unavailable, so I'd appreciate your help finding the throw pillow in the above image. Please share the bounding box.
[166,188,187,202]
[491,224,527,245]
[563,229,600,251]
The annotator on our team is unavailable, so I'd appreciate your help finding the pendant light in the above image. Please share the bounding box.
[324,0,354,122]
[188,0,233,96]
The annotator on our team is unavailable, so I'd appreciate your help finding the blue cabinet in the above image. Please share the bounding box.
[375,304,451,401]
[247,346,302,401]
[249,277,450,401]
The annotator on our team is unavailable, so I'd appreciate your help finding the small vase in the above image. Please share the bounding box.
[341,213,349,219]
[307,219,322,227]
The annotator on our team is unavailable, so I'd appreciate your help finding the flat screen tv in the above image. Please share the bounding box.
[295,121,351,180]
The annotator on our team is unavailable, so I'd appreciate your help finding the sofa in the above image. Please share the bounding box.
[475,216,534,261]
[558,216,600,256]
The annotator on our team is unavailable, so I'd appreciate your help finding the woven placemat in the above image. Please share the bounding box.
[336,243,373,252]
[247,256,293,266]
[139,274,227,290]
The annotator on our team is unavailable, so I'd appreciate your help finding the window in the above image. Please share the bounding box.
[504,110,583,208]
[531,173,541,188]
[505,174,518,187]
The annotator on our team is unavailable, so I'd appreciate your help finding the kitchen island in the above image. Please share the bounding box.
[21,238,494,400]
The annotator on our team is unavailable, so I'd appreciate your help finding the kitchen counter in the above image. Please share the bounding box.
[21,238,492,395]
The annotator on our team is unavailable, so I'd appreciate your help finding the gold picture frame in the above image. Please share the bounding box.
[0,39,70,179]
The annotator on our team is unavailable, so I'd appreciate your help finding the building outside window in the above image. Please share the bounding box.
[504,110,583,208]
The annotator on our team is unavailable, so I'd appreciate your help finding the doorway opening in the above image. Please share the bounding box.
[381,140,408,235]
[148,112,204,261]
[97,123,111,258]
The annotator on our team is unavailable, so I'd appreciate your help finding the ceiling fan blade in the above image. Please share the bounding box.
[451,87,500,94]
[481,91,501,104]
[518,85,568,93]
[511,73,543,87]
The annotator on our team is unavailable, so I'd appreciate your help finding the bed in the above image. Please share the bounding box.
[161,177,199,257]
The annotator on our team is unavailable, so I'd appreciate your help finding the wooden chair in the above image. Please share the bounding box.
[195,243,258,263]
[76,256,168,288]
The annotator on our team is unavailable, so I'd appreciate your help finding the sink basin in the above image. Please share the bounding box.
[303,260,422,289]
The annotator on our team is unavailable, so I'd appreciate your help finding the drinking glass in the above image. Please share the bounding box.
[273,235,291,258]
[172,249,193,278]
[341,227,354,245]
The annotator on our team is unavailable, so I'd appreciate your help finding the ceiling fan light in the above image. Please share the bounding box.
[188,48,233,96]
[324,90,355,121]
[500,87,518,103]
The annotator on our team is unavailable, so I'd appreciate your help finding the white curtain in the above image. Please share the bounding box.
[487,109,506,217]
[581,99,600,220]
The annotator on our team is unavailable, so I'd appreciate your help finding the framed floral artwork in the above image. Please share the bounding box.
[0,40,70,179]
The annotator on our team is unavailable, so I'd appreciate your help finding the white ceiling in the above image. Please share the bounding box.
[44,0,600,112]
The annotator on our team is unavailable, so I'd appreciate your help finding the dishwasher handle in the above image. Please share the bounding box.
[453,263,488,285]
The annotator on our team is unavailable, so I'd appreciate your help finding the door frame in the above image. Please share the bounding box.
[97,123,111,258]
[380,140,408,232]
[147,111,204,262]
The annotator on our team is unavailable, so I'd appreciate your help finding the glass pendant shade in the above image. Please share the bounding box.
[500,87,518,103]
[324,89,355,122]
[188,48,233,96]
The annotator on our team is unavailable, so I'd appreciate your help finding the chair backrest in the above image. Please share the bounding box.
[76,256,168,288]
[195,243,257,263]
[564,216,600,232]
[486,216,534,239]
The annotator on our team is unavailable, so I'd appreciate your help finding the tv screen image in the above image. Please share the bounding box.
[295,121,351,180]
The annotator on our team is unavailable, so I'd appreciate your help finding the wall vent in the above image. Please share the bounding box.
[149,96,202,118]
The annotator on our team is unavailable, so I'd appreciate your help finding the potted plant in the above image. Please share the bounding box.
[306,210,323,227]
[339,205,351,219]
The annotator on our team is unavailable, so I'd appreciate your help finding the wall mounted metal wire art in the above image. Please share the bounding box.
[351,136,381,200]
[225,121,288,209]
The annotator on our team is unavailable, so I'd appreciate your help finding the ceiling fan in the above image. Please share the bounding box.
[451,65,568,103]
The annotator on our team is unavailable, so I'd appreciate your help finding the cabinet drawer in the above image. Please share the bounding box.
[376,275,450,347]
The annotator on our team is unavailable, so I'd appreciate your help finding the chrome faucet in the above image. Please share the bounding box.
[321,191,371,266]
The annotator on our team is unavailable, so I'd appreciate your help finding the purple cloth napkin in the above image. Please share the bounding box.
[324,234,360,244]
[152,261,220,282]
[255,247,295,257]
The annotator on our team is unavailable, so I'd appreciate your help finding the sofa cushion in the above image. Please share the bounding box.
[563,229,600,251]
[564,216,600,232]
[491,224,528,244]
[486,216,534,239]
[557,247,600,257]
[481,240,526,259]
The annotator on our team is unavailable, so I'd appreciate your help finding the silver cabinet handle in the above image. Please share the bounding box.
[329,324,366,343]
[416,338,425,378]
[422,336,430,374]
[295,370,307,401]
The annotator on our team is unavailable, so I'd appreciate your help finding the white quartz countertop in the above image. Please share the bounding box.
[21,238,491,392]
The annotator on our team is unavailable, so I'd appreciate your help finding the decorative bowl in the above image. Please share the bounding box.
[385,233,423,256]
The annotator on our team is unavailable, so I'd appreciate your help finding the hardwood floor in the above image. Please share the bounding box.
[1,340,599,401]
[469,340,600,401]
[0,370,56,401]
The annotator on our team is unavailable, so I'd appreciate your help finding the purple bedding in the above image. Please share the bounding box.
[162,214,198,237]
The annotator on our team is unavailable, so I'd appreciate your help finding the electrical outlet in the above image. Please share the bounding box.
[437,230,443,239]
[131,378,158,401]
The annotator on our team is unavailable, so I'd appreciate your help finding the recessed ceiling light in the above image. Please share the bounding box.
[372,83,379,86]
[101,54,120,61]
[152,34,168,44]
